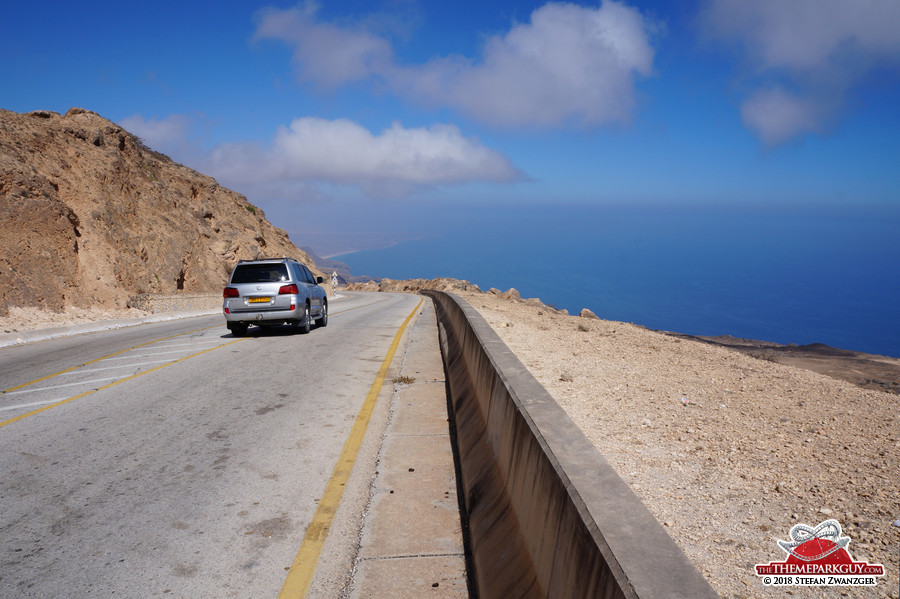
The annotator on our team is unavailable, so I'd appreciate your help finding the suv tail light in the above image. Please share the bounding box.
[279,284,299,295]
[223,287,239,298]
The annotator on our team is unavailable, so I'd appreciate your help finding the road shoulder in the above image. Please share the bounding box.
[306,297,468,598]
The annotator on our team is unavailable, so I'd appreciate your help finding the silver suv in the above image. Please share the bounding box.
[223,258,327,337]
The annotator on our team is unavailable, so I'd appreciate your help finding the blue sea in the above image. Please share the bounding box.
[338,205,900,357]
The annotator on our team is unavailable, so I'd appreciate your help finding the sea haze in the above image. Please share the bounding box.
[338,204,900,357]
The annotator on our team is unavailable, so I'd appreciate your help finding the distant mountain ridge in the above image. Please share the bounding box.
[0,107,319,316]
[298,246,373,286]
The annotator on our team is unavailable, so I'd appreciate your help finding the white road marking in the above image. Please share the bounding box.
[0,398,70,412]
[103,344,228,360]
[146,340,226,349]
[60,359,177,374]
[2,376,125,396]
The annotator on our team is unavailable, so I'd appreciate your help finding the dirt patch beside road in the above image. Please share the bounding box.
[0,306,150,334]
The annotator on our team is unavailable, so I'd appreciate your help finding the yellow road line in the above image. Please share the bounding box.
[1,326,219,395]
[0,338,246,428]
[279,298,423,598]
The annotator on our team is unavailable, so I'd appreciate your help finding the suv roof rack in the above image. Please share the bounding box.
[237,257,298,263]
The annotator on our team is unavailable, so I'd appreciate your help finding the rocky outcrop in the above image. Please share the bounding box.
[0,108,319,315]
[347,277,483,294]
[501,288,521,301]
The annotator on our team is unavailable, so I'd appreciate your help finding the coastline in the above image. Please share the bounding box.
[670,332,900,396]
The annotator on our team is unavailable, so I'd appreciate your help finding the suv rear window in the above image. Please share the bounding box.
[231,264,289,284]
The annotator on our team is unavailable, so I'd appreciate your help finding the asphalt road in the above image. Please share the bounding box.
[0,292,422,598]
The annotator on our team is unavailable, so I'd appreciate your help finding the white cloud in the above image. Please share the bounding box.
[255,1,656,128]
[119,114,191,152]
[703,0,900,144]
[398,2,654,127]
[704,0,900,70]
[117,111,518,198]
[205,117,522,197]
[254,3,393,88]
[740,88,822,146]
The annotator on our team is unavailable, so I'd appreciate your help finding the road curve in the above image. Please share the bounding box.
[0,292,421,598]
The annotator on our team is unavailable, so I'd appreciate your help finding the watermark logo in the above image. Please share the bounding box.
[755,519,884,587]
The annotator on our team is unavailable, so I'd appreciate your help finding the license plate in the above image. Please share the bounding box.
[248,296,271,303]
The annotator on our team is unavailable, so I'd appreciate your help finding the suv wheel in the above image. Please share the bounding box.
[316,302,328,328]
[297,304,312,334]
[230,323,249,337]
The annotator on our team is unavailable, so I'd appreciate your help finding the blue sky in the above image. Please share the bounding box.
[3,0,899,254]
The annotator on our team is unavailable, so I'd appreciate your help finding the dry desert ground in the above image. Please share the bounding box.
[456,289,898,599]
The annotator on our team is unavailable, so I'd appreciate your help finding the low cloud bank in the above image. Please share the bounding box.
[120,113,521,199]
[206,118,521,197]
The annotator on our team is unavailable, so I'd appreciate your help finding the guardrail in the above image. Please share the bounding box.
[423,291,718,599]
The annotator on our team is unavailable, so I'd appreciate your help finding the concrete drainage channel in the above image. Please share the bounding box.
[423,291,718,599]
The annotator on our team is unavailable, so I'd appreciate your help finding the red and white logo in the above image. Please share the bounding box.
[756,519,884,587]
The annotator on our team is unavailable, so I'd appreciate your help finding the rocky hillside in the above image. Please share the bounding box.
[0,108,318,316]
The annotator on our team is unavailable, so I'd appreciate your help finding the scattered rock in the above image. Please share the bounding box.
[350,277,475,295]
[579,308,599,319]
[26,110,60,118]
[501,288,521,301]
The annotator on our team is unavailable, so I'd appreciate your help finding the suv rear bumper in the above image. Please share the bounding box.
[223,302,304,324]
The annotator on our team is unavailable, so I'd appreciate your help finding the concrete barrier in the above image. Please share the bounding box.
[423,291,719,599]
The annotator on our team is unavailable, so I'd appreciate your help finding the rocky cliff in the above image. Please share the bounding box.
[0,107,318,316]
